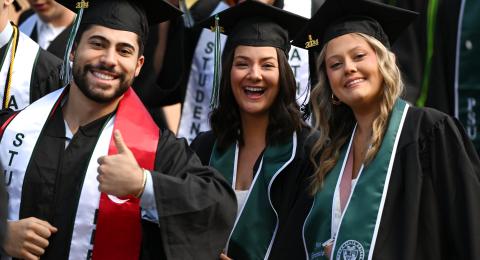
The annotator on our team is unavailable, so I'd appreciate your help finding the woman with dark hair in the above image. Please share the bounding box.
[292,0,480,259]
[190,1,317,259]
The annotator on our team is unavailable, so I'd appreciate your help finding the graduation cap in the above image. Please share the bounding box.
[197,0,308,108]
[56,0,182,43]
[292,0,418,50]
[56,0,182,85]
[198,0,308,57]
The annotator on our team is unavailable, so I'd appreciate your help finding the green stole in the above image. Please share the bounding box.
[304,100,409,260]
[210,133,296,259]
[456,0,480,152]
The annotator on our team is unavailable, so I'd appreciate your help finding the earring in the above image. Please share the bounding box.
[331,93,341,105]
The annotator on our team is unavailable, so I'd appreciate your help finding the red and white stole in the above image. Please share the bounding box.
[0,87,159,260]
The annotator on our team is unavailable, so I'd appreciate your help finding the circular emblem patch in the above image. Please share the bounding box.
[336,240,365,260]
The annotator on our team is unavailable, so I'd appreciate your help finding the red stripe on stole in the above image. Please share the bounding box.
[92,88,160,260]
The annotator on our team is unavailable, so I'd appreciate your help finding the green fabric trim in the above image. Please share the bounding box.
[305,100,408,259]
[416,0,439,107]
[210,135,295,259]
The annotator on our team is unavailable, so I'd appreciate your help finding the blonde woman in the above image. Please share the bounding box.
[292,0,480,259]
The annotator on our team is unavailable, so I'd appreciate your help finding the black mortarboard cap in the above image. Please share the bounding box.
[292,0,418,50]
[198,0,308,56]
[56,0,182,43]
[56,0,182,86]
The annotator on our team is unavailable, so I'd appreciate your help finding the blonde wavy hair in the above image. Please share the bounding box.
[309,33,404,194]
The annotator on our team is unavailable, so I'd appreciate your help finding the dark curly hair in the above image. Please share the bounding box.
[210,46,304,150]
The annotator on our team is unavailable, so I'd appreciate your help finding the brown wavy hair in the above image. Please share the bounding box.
[309,33,404,194]
[210,47,303,150]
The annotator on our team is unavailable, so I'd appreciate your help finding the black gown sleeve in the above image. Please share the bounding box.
[0,158,6,251]
[150,129,236,259]
[420,111,480,259]
[190,131,216,165]
[29,49,63,103]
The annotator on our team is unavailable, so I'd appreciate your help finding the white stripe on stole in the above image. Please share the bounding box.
[264,132,297,259]
[0,29,39,110]
[69,115,115,259]
[0,88,64,260]
[367,104,409,260]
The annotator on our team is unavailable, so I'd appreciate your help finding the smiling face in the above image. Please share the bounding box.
[324,33,384,110]
[71,25,144,104]
[230,45,280,117]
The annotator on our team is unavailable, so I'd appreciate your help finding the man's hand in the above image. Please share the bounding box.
[97,130,144,197]
[3,217,57,260]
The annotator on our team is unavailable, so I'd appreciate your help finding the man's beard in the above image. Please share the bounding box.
[73,63,132,103]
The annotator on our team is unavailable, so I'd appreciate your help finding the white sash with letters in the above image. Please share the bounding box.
[0,29,39,110]
[177,1,228,143]
[0,88,115,259]
[284,0,311,108]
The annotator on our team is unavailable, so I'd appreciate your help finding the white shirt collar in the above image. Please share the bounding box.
[0,22,14,49]
[36,19,66,50]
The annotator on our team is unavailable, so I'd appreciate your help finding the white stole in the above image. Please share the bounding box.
[177,1,229,143]
[0,30,39,110]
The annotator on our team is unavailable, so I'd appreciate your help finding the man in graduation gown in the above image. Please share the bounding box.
[0,0,236,259]
[18,0,75,60]
[0,0,62,111]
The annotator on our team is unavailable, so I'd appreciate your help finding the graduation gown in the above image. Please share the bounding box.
[190,127,318,259]
[0,101,236,259]
[0,165,6,250]
[301,105,480,260]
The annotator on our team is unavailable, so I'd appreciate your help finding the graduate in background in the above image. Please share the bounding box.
[292,0,480,259]
[190,2,317,259]
[18,0,75,59]
[0,0,236,259]
[175,0,319,143]
[0,0,62,111]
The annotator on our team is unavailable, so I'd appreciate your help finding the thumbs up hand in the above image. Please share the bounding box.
[97,130,145,197]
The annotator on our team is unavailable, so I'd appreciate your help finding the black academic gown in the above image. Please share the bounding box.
[0,164,6,250]
[0,41,63,107]
[27,49,63,103]
[0,106,236,260]
[289,106,480,259]
[190,127,318,260]
[370,106,480,259]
